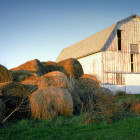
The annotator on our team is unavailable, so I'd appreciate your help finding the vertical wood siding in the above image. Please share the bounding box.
[102,18,140,85]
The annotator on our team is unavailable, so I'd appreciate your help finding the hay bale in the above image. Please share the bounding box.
[0,99,5,121]
[29,87,73,120]
[41,61,67,75]
[57,58,83,78]
[41,61,58,73]
[81,74,101,87]
[10,59,46,76]
[35,71,70,89]
[21,74,38,94]
[11,70,35,82]
[21,73,38,85]
[0,65,12,83]
[0,82,27,113]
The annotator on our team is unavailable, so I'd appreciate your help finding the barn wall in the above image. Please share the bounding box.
[78,52,102,81]
[102,17,140,86]
[106,17,140,52]
[102,74,140,94]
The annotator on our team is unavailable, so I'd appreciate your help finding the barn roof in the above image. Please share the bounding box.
[56,14,140,62]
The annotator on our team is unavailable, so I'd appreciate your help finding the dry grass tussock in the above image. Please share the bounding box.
[29,87,73,120]
[57,58,83,78]
[35,71,70,89]
[0,65,12,83]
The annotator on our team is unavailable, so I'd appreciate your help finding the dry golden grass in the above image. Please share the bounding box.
[29,87,73,120]
[35,71,70,89]
[0,65,12,83]
[57,58,83,78]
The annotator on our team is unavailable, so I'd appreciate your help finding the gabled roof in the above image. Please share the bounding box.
[56,14,140,62]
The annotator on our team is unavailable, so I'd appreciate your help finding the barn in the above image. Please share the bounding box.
[56,14,140,94]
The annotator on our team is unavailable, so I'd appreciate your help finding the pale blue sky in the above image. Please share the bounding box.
[0,0,140,69]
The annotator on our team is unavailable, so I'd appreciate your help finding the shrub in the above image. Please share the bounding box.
[68,76,102,115]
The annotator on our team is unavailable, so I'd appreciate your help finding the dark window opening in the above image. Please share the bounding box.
[117,30,122,51]
[131,53,133,72]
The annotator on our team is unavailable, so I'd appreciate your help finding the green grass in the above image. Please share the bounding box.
[0,115,140,140]
[0,94,140,140]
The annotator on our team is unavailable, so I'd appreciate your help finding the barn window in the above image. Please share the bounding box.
[117,30,122,51]
[131,53,133,72]
[130,44,139,53]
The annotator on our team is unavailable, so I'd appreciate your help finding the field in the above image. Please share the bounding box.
[0,94,140,140]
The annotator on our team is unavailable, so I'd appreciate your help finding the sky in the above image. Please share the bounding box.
[0,0,140,69]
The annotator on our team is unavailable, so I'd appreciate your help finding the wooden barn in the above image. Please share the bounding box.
[56,14,140,94]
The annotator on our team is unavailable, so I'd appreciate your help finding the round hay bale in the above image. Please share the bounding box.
[11,70,35,82]
[29,87,73,120]
[0,65,12,83]
[20,73,38,95]
[0,82,27,113]
[41,61,58,73]
[35,71,70,89]
[81,74,101,87]
[21,73,38,85]
[0,99,5,121]
[57,58,83,78]
[10,59,46,76]
[41,61,68,75]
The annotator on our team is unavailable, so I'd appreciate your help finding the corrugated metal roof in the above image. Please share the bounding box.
[56,14,140,62]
